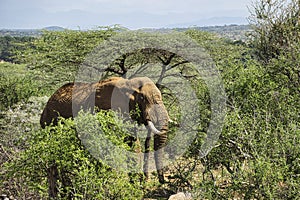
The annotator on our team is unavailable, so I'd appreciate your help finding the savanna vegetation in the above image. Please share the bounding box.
[1,0,299,199]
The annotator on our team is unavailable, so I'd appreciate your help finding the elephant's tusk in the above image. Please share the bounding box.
[147,121,162,135]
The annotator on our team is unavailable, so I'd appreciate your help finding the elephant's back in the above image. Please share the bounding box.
[97,76,123,85]
[40,78,123,128]
[40,82,93,127]
[50,82,75,102]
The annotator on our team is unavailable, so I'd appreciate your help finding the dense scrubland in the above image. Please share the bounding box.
[0,0,299,199]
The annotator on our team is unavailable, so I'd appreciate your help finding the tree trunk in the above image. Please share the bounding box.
[47,162,59,199]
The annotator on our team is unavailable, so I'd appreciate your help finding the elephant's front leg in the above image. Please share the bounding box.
[143,130,151,180]
[154,133,167,184]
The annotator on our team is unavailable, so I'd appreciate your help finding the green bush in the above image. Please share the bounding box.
[0,36,34,62]
[0,62,54,111]
[249,0,300,63]
[182,29,300,199]
[3,110,144,199]
[0,63,38,110]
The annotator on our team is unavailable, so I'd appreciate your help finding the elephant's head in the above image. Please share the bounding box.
[98,77,169,134]
[127,77,169,134]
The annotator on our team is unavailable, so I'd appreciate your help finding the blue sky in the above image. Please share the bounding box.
[0,0,252,29]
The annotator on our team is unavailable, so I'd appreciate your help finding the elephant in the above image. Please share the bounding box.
[40,76,169,185]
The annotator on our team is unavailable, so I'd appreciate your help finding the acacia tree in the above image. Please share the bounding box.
[249,0,300,62]
[14,27,120,93]
[249,0,300,94]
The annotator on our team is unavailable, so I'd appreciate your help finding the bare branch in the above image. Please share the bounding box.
[167,60,189,70]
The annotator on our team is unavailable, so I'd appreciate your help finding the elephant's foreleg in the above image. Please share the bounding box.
[154,133,167,184]
[143,130,151,180]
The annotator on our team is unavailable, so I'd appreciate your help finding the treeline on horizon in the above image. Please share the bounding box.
[0,24,250,62]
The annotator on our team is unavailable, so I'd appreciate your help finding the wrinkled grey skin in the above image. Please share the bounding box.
[40,77,169,183]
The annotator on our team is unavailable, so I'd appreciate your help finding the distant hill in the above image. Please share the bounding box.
[0,29,42,37]
[142,24,252,41]
[0,26,66,37]
[42,26,65,31]
[0,25,251,41]
[166,17,248,28]
[179,24,251,41]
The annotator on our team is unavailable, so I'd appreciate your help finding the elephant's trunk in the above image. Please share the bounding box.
[154,131,167,183]
[147,103,169,183]
[146,102,169,132]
